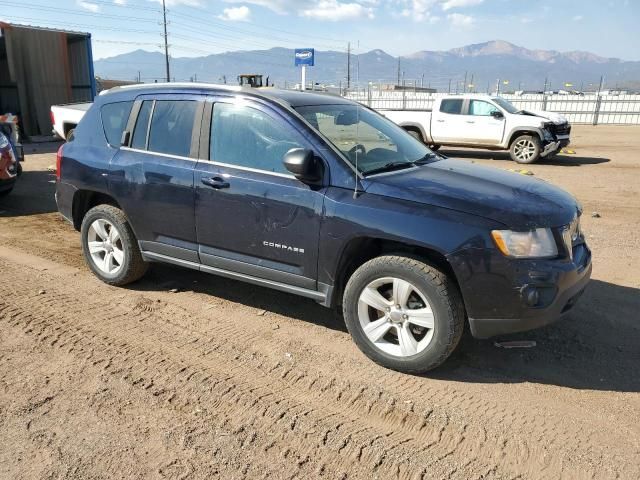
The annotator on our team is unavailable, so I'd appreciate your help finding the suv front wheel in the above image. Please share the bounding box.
[343,255,464,373]
[80,204,148,286]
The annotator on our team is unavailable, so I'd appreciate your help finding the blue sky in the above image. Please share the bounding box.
[3,0,639,61]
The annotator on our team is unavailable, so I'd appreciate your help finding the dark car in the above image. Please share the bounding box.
[0,130,20,197]
[55,84,591,373]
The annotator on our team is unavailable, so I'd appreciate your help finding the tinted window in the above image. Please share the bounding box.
[101,101,133,147]
[469,100,500,116]
[440,99,463,115]
[132,100,152,150]
[211,103,303,174]
[148,101,198,157]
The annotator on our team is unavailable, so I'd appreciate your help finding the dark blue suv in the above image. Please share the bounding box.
[56,84,591,372]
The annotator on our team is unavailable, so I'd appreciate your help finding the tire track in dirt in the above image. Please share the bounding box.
[0,256,637,479]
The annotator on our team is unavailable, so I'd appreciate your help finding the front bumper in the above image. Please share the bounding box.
[449,242,592,339]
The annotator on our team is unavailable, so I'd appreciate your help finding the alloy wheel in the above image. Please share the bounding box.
[87,219,125,275]
[357,277,435,357]
[514,139,537,162]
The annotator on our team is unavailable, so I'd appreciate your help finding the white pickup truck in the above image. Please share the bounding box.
[383,94,571,164]
[50,102,92,140]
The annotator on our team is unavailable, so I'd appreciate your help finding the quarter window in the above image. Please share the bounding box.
[131,100,152,150]
[439,99,463,115]
[148,100,198,157]
[101,101,133,147]
[210,103,304,174]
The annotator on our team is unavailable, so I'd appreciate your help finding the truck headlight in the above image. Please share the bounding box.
[491,228,558,258]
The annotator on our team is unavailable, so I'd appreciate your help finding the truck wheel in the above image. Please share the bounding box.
[80,205,148,286]
[343,255,464,373]
[510,134,541,164]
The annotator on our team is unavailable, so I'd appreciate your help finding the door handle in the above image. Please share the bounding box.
[436,119,445,123]
[466,120,475,124]
[201,176,230,189]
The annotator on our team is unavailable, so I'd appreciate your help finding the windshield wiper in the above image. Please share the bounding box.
[413,152,440,165]
[363,161,416,176]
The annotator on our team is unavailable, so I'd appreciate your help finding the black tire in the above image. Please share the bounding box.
[80,204,148,286]
[343,255,465,373]
[0,187,13,198]
[509,134,541,164]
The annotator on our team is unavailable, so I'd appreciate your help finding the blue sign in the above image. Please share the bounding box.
[295,48,315,67]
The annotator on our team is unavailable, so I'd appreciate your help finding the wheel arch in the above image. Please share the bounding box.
[72,190,122,231]
[399,123,427,143]
[330,236,462,309]
[507,128,543,146]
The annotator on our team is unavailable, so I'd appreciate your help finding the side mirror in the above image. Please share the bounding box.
[283,148,321,183]
[490,110,504,119]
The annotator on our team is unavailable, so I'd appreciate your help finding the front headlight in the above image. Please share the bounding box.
[491,228,558,258]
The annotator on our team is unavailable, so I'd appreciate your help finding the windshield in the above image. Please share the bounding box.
[295,104,434,175]
[492,97,519,114]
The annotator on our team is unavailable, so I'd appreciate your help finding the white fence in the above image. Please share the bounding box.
[343,90,640,125]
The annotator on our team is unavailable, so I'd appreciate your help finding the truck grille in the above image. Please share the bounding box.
[551,123,571,136]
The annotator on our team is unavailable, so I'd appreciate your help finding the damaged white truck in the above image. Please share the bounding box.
[383,94,571,164]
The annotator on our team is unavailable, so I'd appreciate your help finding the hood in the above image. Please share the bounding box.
[363,158,578,229]
[518,109,568,125]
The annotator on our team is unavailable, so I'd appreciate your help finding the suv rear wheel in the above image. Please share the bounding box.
[343,255,464,373]
[80,205,148,285]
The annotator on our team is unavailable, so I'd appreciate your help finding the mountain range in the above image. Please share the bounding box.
[94,40,640,91]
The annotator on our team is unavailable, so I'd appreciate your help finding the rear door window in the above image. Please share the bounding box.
[101,101,133,147]
[439,99,463,115]
[148,100,198,157]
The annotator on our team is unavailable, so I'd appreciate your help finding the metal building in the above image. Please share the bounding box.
[0,23,96,138]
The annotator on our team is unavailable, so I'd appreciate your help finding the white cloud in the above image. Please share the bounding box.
[148,0,202,6]
[441,0,483,10]
[300,1,374,21]
[572,15,583,21]
[224,0,375,20]
[114,0,126,5]
[77,0,100,12]
[448,12,474,26]
[218,5,251,21]
[400,0,438,22]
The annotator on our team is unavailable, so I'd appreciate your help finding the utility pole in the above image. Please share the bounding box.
[421,73,424,88]
[463,71,467,93]
[397,57,401,86]
[347,42,351,90]
[448,78,451,93]
[162,0,170,82]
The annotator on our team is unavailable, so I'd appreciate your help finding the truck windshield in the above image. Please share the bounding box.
[492,97,520,114]
[295,104,434,175]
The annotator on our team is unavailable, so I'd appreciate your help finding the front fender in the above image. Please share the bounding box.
[318,187,501,287]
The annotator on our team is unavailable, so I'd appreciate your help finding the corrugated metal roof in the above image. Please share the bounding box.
[0,22,89,37]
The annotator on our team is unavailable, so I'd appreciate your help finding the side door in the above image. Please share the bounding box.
[430,98,466,143]
[194,98,325,291]
[109,94,204,262]
[462,99,505,145]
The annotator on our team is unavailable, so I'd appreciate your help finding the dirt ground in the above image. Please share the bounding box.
[0,125,638,480]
